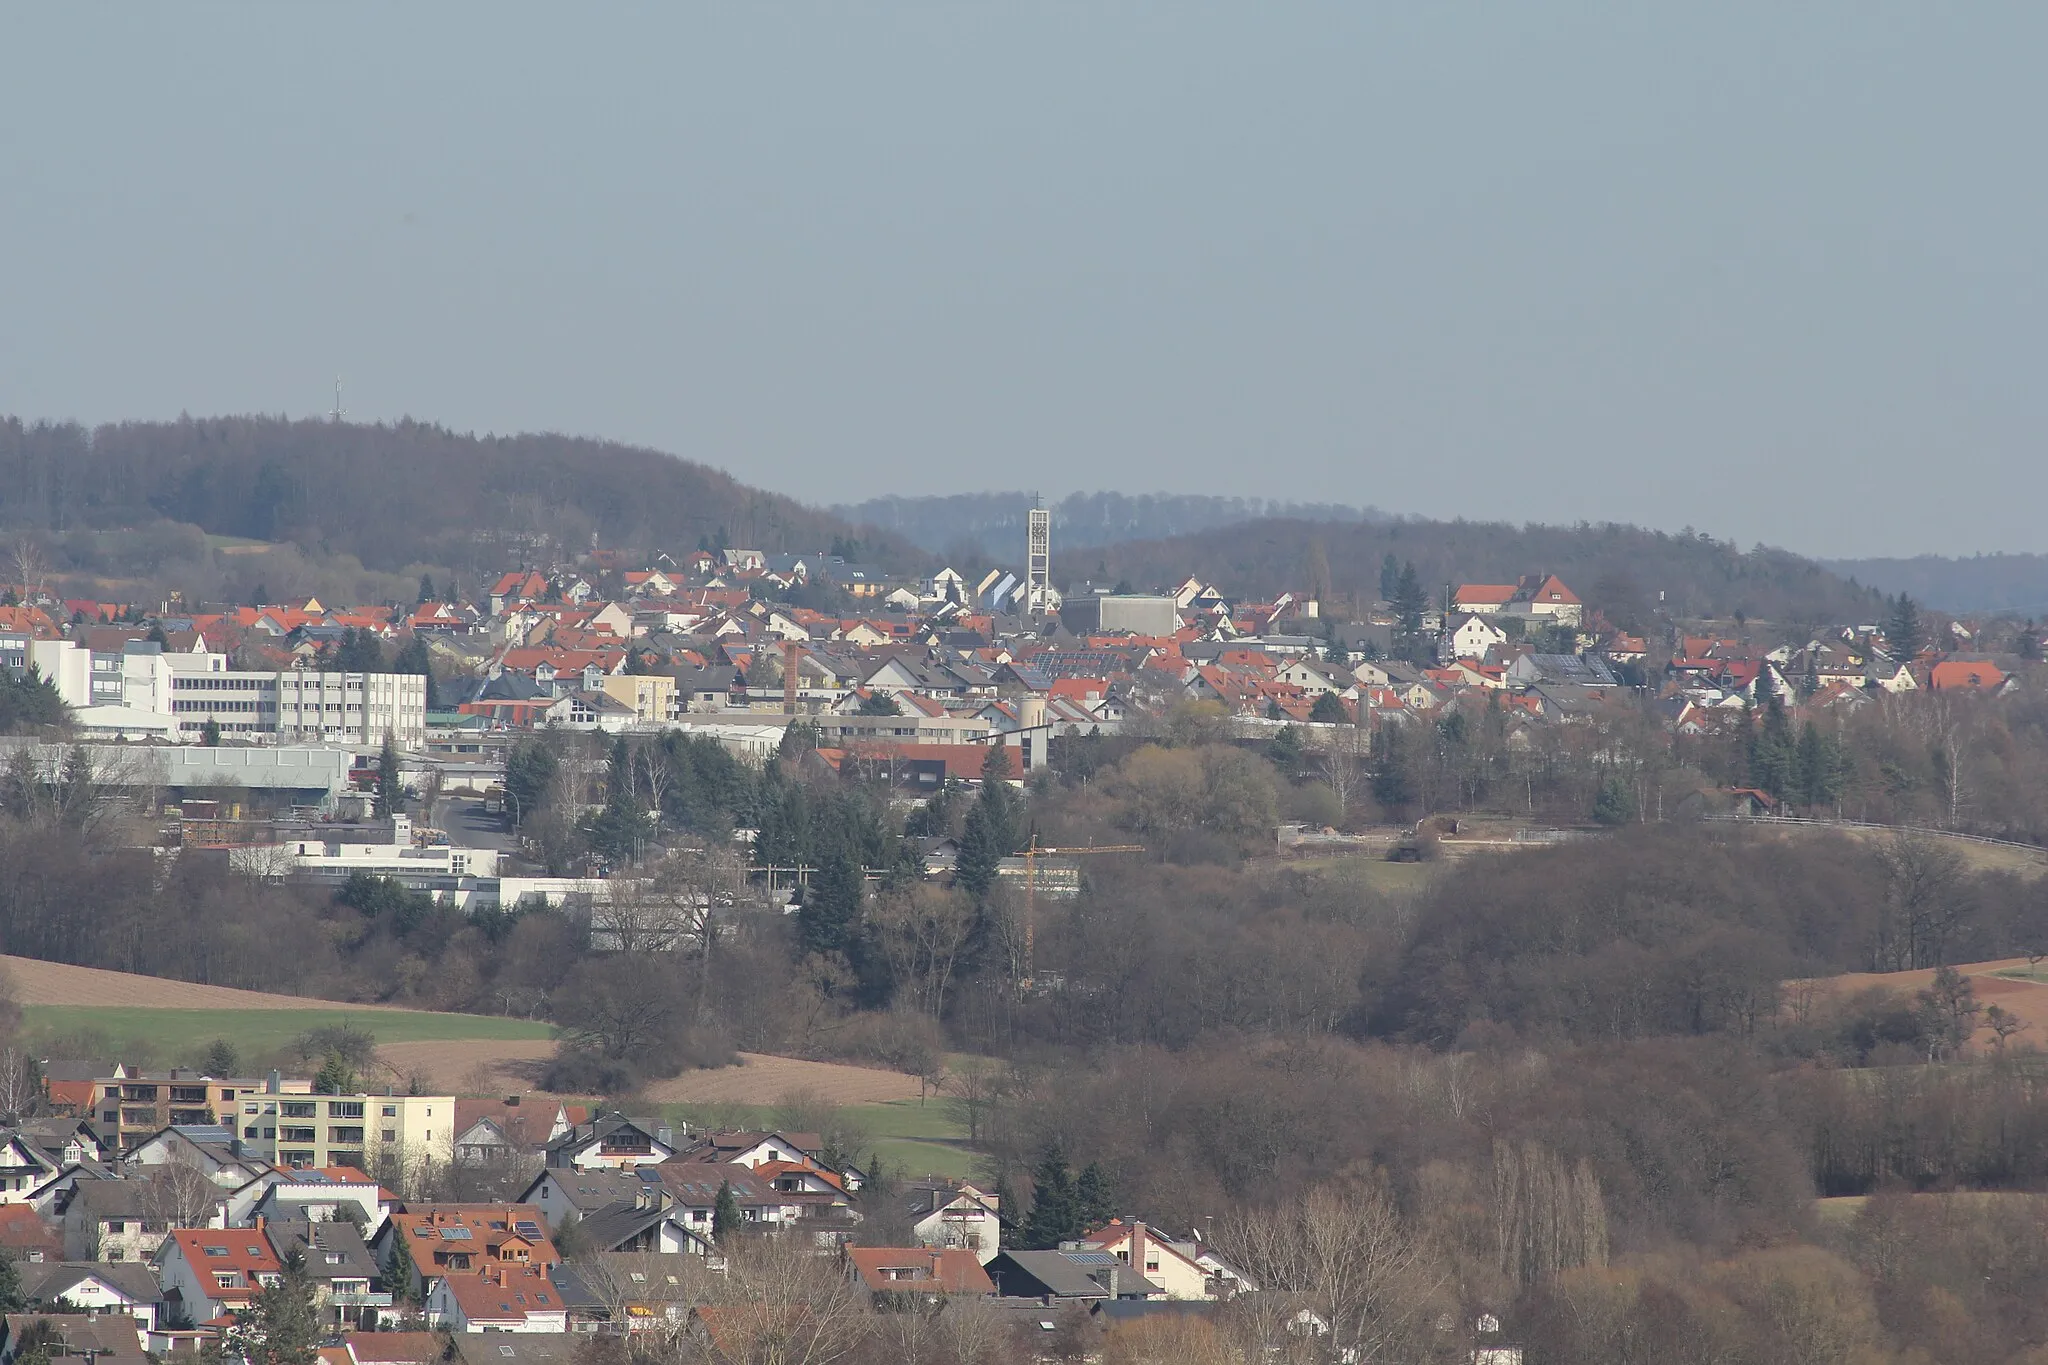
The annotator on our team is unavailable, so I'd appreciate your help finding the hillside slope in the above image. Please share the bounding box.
[834,490,1385,557]
[0,416,922,580]
[1092,516,1883,626]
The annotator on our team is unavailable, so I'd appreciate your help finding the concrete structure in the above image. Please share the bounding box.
[86,1067,312,1154]
[1025,506,1053,617]
[0,741,354,807]
[1068,594,1181,637]
[170,669,426,747]
[237,1092,455,1173]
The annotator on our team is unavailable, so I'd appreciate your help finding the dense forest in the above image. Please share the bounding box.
[1089,515,1886,627]
[0,415,923,592]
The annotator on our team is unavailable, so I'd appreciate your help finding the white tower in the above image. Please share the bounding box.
[1025,504,1052,616]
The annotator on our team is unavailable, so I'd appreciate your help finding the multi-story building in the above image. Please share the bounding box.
[237,1092,455,1173]
[88,1067,313,1154]
[169,668,426,747]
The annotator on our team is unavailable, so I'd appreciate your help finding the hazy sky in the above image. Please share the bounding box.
[4,6,2043,559]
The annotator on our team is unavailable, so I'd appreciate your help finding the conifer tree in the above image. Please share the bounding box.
[1021,1142,1080,1250]
[713,1178,743,1242]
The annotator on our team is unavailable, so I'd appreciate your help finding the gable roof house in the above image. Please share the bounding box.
[542,1115,678,1171]
[1074,1220,1231,1301]
[370,1205,558,1302]
[844,1247,995,1306]
[19,1262,164,1330]
[426,1264,566,1334]
[983,1249,1162,1302]
[899,1180,1002,1263]
[153,1227,285,1324]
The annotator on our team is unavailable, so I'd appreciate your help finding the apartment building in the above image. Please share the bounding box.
[237,1092,456,1172]
[170,669,427,747]
[89,1068,313,1153]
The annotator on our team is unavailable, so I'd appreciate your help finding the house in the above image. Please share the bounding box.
[668,1131,825,1172]
[445,1335,580,1365]
[1444,614,1507,661]
[542,1114,678,1170]
[370,1205,558,1300]
[242,1167,395,1235]
[1928,660,2008,692]
[62,1177,201,1263]
[567,1195,715,1257]
[152,1226,285,1323]
[899,1179,1001,1263]
[18,1262,163,1330]
[341,1331,449,1365]
[0,1206,61,1264]
[984,1249,1161,1301]
[266,1216,387,1328]
[1072,1221,1222,1301]
[550,1253,701,1334]
[844,1247,994,1305]
[1452,585,1518,617]
[0,1133,62,1205]
[0,1314,150,1365]
[426,1265,566,1333]
[453,1099,586,1167]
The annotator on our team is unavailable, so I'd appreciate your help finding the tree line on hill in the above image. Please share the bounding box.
[0,415,925,594]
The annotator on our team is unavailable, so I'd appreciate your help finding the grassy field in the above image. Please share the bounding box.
[20,1004,551,1065]
[662,1098,980,1182]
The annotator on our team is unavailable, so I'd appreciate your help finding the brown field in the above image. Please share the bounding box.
[373,1037,924,1104]
[0,954,403,1011]
[1792,956,2048,1051]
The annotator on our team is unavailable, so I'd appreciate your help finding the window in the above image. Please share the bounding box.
[328,1102,364,1119]
[382,1105,397,1117]
[107,1220,126,1233]
[325,1253,343,1265]
[215,1272,241,1289]
[106,1249,123,1262]
[281,1102,316,1119]
[382,1130,396,1143]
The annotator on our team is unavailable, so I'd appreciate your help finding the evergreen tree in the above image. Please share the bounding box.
[858,689,902,715]
[713,1178,743,1242]
[1592,777,1635,826]
[203,1039,240,1076]
[776,721,820,760]
[799,850,863,959]
[200,718,222,747]
[387,1225,418,1304]
[1074,1162,1116,1231]
[1393,561,1427,633]
[1748,669,1795,800]
[1379,552,1401,603]
[0,666,68,735]
[1309,691,1348,725]
[0,1252,24,1315]
[502,740,558,827]
[1269,725,1304,768]
[1796,720,1843,809]
[391,636,435,706]
[1372,724,1414,809]
[1887,593,1923,661]
[2019,621,2043,663]
[211,1249,321,1365]
[313,1051,356,1095]
[1021,1142,1081,1250]
[417,573,436,603]
[374,732,401,819]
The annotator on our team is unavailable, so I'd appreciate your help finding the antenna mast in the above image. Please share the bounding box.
[330,376,346,424]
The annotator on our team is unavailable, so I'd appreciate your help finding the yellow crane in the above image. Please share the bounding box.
[1018,837,1144,987]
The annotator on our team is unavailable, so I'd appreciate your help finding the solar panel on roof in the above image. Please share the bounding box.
[440,1226,473,1240]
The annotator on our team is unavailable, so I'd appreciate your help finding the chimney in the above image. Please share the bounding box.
[1131,1221,1146,1281]
[1104,1264,1120,1299]
[268,1070,282,1094]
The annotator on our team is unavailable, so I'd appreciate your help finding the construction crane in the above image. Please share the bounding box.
[1018,837,1144,988]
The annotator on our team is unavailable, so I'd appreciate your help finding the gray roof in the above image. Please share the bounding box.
[569,1200,704,1254]
[267,1216,378,1284]
[986,1250,1162,1300]
[449,1335,581,1365]
[22,1262,163,1306]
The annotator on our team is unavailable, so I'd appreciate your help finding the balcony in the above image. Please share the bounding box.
[328,1291,394,1308]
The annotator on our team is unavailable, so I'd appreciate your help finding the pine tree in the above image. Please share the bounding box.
[214,1249,320,1365]
[313,1051,356,1095]
[1074,1162,1115,1231]
[799,850,863,958]
[375,732,401,819]
[0,1252,24,1315]
[203,1039,240,1076]
[1592,777,1635,826]
[1309,691,1348,725]
[713,1178,743,1242]
[1796,720,1843,809]
[1372,723,1413,809]
[1887,593,1923,661]
[1748,669,1795,800]
[1021,1143,1080,1250]
[1379,552,1401,603]
[386,1222,418,1303]
[417,573,436,603]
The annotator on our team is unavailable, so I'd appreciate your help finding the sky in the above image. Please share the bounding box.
[3,5,2044,560]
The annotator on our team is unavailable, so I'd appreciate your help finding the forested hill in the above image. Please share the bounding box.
[832,491,1385,558]
[0,416,923,576]
[1090,516,1885,627]
[1823,553,2048,616]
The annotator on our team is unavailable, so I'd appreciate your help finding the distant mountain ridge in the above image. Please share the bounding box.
[1822,554,2048,616]
[831,491,1387,559]
[0,415,924,577]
